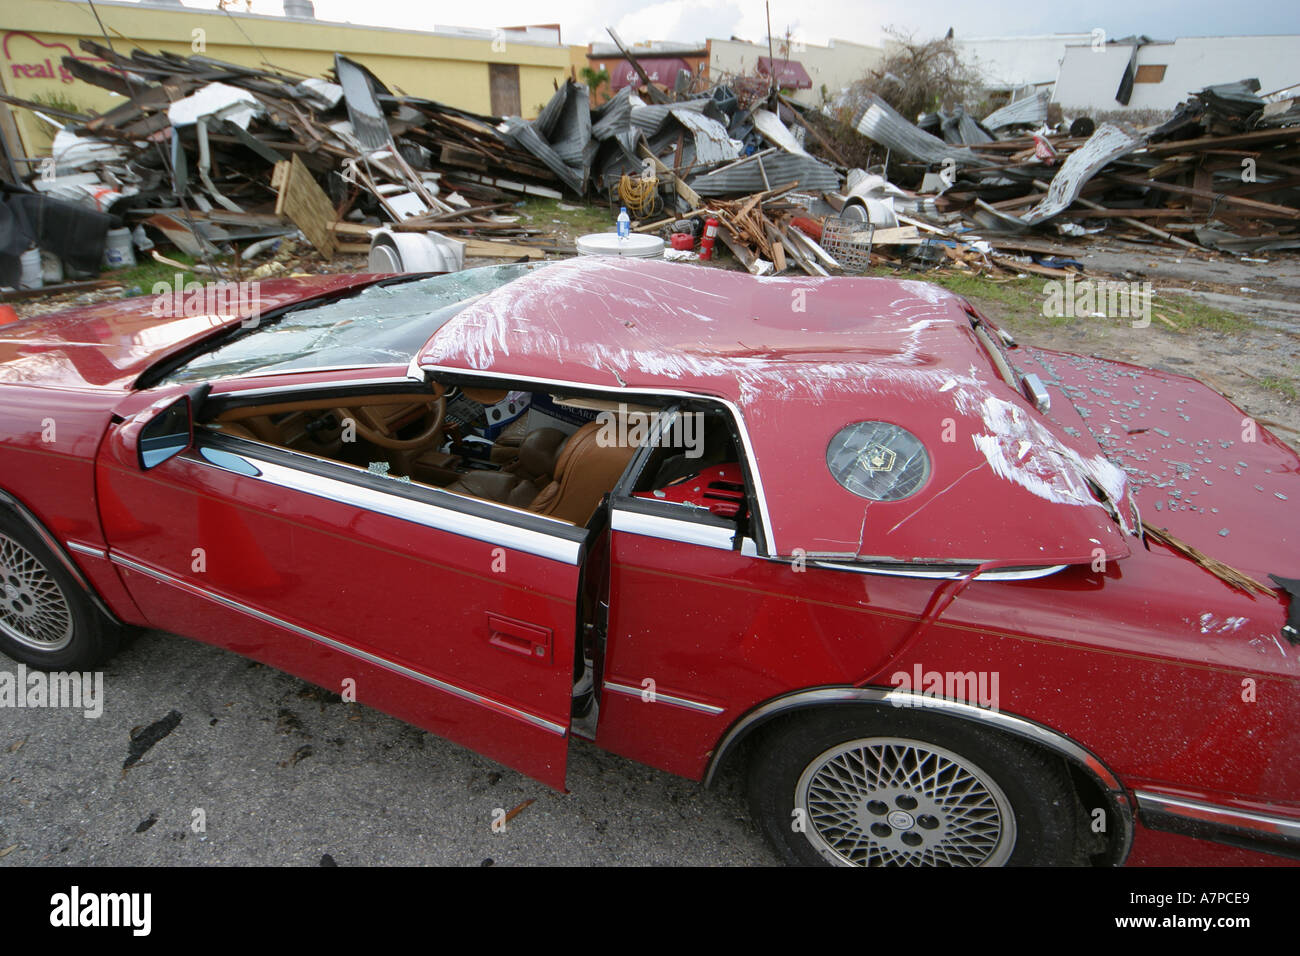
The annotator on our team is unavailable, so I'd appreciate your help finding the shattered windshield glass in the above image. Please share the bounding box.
[160,262,539,384]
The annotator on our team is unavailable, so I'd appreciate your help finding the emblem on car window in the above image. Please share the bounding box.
[858,444,896,473]
[828,422,930,501]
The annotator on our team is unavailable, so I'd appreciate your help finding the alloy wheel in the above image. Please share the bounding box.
[796,736,1016,866]
[0,532,74,652]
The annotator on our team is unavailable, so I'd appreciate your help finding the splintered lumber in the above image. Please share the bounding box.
[870,226,921,245]
[273,155,337,259]
[1103,172,1300,219]
[463,239,544,259]
[1144,525,1272,596]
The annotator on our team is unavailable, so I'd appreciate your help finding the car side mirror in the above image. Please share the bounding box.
[138,395,194,470]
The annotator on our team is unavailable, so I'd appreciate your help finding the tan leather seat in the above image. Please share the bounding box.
[445,427,566,509]
[528,420,638,525]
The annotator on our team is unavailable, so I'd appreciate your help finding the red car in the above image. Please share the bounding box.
[1,257,1296,867]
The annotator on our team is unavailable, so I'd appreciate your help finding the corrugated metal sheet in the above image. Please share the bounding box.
[334,55,392,151]
[939,107,993,145]
[981,92,1049,131]
[854,95,981,166]
[503,117,585,195]
[751,108,810,156]
[690,150,840,195]
[630,97,720,136]
[532,82,591,168]
[1018,124,1145,226]
[669,108,738,164]
[591,87,633,141]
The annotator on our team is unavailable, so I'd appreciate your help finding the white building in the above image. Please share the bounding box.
[954,34,1094,94]
[1052,35,1300,113]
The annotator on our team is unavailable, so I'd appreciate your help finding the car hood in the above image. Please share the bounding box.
[1016,346,1300,584]
[0,274,381,391]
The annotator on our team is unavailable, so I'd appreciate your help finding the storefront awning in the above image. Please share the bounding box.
[757,56,812,90]
[607,58,690,91]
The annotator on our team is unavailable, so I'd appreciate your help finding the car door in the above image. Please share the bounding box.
[95,381,586,789]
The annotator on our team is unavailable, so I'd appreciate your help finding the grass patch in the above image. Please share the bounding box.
[910,271,1045,313]
[519,198,618,237]
[103,252,199,292]
[872,268,1256,336]
[1153,295,1252,334]
[1259,375,1298,401]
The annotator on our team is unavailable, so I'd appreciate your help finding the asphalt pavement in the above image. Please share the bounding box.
[0,630,777,866]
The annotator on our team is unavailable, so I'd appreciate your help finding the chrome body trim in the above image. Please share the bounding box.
[419,365,780,556]
[603,680,725,715]
[1136,791,1300,841]
[610,508,736,551]
[64,541,107,560]
[207,376,418,401]
[187,448,582,565]
[703,685,1134,862]
[811,561,1068,582]
[0,490,121,625]
[108,550,567,737]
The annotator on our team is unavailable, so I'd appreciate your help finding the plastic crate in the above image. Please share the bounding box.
[820,217,875,273]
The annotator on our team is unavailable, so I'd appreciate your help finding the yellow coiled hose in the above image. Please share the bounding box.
[617,174,660,218]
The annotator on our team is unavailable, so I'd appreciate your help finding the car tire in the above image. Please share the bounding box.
[0,511,121,671]
[747,707,1080,866]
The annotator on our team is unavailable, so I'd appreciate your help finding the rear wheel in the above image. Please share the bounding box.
[0,512,121,671]
[747,708,1080,866]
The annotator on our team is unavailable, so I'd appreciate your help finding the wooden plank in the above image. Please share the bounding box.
[1143,127,1300,156]
[1104,171,1300,219]
[463,239,544,259]
[273,154,338,259]
[870,226,921,245]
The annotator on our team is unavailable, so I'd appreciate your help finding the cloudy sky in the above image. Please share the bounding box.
[212,0,1300,46]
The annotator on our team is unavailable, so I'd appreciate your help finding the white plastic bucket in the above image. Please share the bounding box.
[576,233,664,258]
[103,227,136,270]
[18,248,42,290]
[40,251,63,284]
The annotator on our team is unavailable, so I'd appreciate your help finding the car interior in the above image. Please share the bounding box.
[200,384,751,533]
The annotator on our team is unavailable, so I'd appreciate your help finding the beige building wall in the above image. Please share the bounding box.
[706,36,884,106]
[1,0,571,158]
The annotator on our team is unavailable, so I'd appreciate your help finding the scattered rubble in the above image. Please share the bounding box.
[1,35,1298,291]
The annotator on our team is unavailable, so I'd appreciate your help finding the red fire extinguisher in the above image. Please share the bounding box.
[700,217,719,261]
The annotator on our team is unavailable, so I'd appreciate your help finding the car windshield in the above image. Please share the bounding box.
[160,262,539,384]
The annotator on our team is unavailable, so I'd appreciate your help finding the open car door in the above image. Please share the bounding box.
[96,386,585,788]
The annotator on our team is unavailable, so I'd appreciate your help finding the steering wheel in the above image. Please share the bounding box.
[333,397,446,452]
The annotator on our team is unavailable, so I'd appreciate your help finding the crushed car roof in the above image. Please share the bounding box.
[419,257,1132,565]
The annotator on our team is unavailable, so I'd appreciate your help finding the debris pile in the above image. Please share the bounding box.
[827,79,1300,273]
[4,38,852,278]
[3,31,1298,288]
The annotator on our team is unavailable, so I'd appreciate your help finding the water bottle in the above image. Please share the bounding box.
[616,206,630,239]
